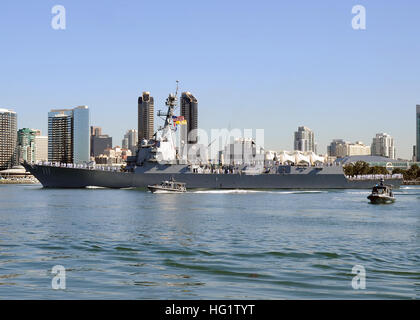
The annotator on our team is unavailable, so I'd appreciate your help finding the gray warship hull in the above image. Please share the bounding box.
[23,163,403,189]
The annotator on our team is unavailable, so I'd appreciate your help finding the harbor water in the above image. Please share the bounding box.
[0,184,419,299]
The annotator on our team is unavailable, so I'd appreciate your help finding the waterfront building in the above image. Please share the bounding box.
[34,135,48,162]
[294,126,315,152]
[17,128,41,163]
[0,108,17,170]
[327,139,346,157]
[94,146,132,165]
[332,141,371,158]
[122,129,138,155]
[417,105,420,161]
[90,126,112,157]
[91,135,112,158]
[180,92,198,144]
[48,106,90,164]
[48,109,73,163]
[371,133,396,159]
[138,92,154,143]
[73,106,90,163]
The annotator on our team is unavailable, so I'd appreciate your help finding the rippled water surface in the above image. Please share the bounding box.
[0,184,419,299]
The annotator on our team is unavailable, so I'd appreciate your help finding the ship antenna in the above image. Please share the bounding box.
[159,81,180,128]
[175,80,179,97]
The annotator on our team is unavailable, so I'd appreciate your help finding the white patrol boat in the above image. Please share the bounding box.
[148,178,187,193]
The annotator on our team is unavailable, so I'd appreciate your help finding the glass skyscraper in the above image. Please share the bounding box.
[48,106,90,164]
[73,106,90,163]
[17,128,39,163]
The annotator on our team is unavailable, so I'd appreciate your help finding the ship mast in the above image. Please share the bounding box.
[157,80,179,130]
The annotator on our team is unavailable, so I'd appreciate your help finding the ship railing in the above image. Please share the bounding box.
[189,165,245,175]
[38,161,122,172]
[345,174,403,180]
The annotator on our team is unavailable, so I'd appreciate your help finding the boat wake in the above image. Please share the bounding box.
[190,190,326,194]
[400,186,420,190]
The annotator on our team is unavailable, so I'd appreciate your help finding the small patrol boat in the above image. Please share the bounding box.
[147,178,186,193]
[367,179,395,204]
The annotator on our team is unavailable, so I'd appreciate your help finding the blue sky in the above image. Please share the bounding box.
[1,0,419,159]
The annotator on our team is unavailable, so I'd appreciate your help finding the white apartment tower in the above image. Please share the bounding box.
[294,126,315,153]
[371,133,396,159]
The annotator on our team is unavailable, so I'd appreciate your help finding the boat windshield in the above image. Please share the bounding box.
[372,185,391,194]
[159,181,185,190]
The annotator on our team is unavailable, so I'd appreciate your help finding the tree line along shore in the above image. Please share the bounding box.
[344,161,420,185]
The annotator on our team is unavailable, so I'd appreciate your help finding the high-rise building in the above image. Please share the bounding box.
[34,135,48,162]
[416,105,420,161]
[122,129,138,154]
[73,106,90,163]
[138,91,154,143]
[91,135,112,157]
[48,106,90,164]
[180,92,198,144]
[90,126,112,157]
[122,137,128,150]
[327,139,346,157]
[90,126,102,137]
[0,108,17,170]
[371,133,396,159]
[17,128,38,163]
[48,109,73,163]
[294,126,315,152]
[18,128,48,163]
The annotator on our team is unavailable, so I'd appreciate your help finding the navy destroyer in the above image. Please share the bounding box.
[23,87,403,189]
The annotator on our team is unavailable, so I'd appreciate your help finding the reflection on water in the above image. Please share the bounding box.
[0,184,419,299]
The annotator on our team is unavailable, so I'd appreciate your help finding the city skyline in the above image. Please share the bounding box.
[1,1,419,158]
[2,102,418,161]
